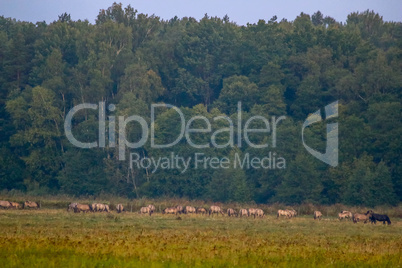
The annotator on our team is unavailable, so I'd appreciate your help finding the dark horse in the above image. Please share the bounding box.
[366,210,391,225]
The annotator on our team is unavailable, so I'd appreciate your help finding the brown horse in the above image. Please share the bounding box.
[277,209,291,218]
[227,208,236,217]
[184,206,196,214]
[116,204,124,213]
[163,207,178,215]
[196,207,207,215]
[176,205,184,214]
[314,211,322,220]
[9,202,20,209]
[148,204,156,213]
[140,206,152,215]
[353,213,369,223]
[239,209,249,217]
[209,205,224,216]
[255,208,264,218]
[0,200,11,209]
[341,211,353,219]
[286,209,297,217]
[339,211,352,221]
[104,204,110,213]
[248,208,257,218]
[338,212,348,220]
[90,203,98,212]
[98,204,106,212]
[23,201,39,209]
[74,204,90,213]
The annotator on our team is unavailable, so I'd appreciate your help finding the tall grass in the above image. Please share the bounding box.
[0,208,401,267]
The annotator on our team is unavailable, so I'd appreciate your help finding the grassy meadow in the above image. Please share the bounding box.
[0,201,401,267]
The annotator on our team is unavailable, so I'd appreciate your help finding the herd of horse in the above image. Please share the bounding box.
[313,210,391,225]
[136,205,265,218]
[0,200,39,209]
[67,202,110,213]
[73,203,393,225]
[0,200,392,224]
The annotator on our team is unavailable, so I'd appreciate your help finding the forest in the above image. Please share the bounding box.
[0,3,400,206]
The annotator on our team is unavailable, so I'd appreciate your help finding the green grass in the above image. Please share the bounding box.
[0,209,401,267]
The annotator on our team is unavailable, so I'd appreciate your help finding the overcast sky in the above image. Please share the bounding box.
[0,0,401,25]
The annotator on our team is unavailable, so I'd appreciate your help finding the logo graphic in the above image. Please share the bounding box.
[302,101,338,167]
[64,100,339,172]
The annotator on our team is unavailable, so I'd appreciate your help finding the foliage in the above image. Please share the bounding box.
[0,5,401,206]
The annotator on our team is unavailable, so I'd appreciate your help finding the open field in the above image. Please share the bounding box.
[0,207,401,267]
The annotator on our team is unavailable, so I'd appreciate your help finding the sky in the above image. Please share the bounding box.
[0,0,401,25]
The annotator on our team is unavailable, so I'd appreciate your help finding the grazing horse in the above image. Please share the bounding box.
[90,203,98,212]
[116,204,124,213]
[287,209,297,217]
[338,212,350,221]
[184,206,196,214]
[338,210,353,220]
[140,207,152,216]
[148,204,156,213]
[9,202,20,209]
[97,204,106,212]
[248,208,257,218]
[209,206,224,216]
[239,209,249,217]
[23,201,39,209]
[104,204,110,213]
[196,207,207,215]
[91,203,99,212]
[255,209,264,218]
[163,207,178,215]
[341,211,353,219]
[67,203,78,212]
[74,204,90,213]
[227,208,236,217]
[366,210,391,225]
[277,209,291,218]
[0,201,11,209]
[339,211,352,221]
[314,211,322,220]
[176,206,184,214]
[353,213,369,223]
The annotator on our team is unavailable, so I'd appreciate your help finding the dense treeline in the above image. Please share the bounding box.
[0,3,401,206]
